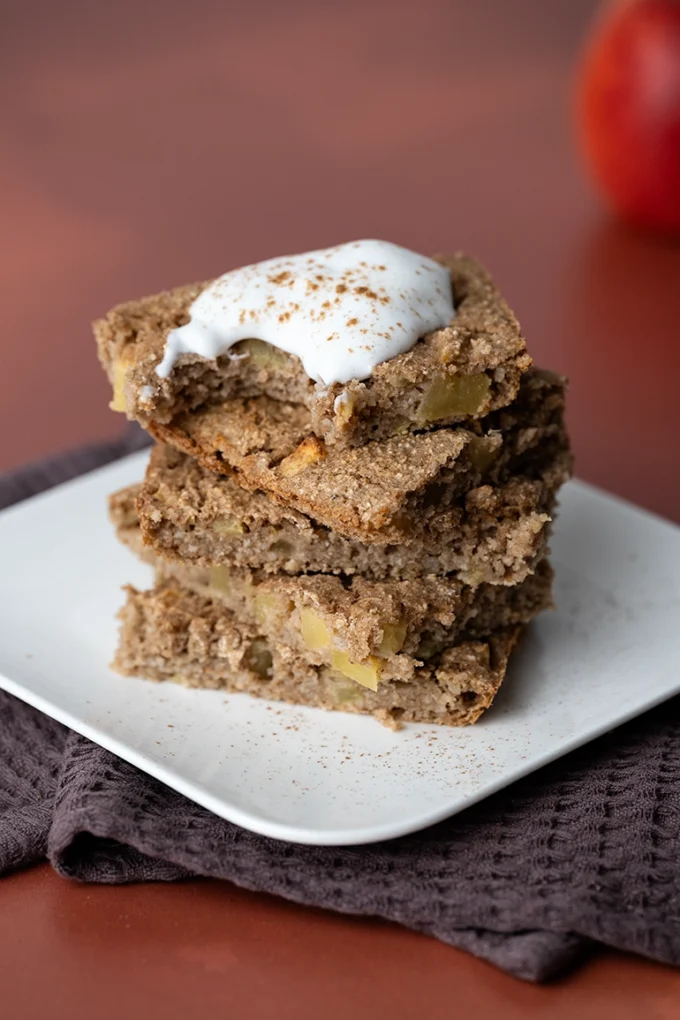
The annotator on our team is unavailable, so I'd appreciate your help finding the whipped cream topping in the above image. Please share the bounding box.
[156,240,454,386]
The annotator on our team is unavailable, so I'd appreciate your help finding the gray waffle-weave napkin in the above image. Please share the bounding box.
[0,430,678,982]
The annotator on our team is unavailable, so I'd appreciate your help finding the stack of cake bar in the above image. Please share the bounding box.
[96,247,571,727]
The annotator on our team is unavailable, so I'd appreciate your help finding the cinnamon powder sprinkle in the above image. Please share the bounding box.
[268,270,292,285]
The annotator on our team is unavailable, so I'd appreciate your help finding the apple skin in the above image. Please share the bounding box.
[577,0,680,235]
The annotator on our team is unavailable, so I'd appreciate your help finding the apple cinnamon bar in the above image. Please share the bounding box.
[110,440,567,586]
[145,369,569,544]
[114,580,526,727]
[111,500,552,687]
[95,248,530,448]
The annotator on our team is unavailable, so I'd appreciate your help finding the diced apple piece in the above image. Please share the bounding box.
[238,338,290,369]
[253,590,291,626]
[245,638,273,677]
[209,565,231,594]
[279,436,326,477]
[332,680,363,705]
[418,373,490,422]
[211,517,246,536]
[300,608,332,650]
[330,650,380,691]
[333,391,356,427]
[377,620,407,657]
[109,358,130,413]
[458,568,486,587]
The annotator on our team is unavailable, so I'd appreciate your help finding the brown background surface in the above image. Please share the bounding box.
[1,0,680,1015]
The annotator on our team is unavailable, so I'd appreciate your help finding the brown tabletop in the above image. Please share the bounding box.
[2,0,680,1015]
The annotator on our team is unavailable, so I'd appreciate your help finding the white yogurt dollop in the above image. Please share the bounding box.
[156,240,454,386]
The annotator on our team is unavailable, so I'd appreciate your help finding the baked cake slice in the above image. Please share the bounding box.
[95,246,530,448]
[111,447,562,585]
[114,581,527,728]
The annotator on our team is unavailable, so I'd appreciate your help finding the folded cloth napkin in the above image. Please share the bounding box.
[0,431,679,983]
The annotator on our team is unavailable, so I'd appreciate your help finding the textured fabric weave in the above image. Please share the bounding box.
[0,429,678,982]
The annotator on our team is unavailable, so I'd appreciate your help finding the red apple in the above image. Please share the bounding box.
[577,0,680,235]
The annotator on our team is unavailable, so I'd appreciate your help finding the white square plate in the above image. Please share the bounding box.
[0,451,678,845]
